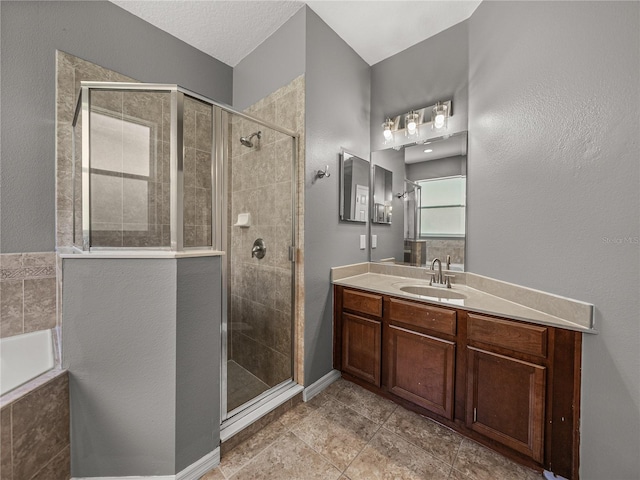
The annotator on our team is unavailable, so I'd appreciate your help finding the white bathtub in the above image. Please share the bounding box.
[0,329,55,396]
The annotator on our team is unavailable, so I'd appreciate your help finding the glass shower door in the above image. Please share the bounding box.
[223,112,296,416]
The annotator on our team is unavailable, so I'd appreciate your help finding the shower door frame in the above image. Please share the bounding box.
[219,109,300,428]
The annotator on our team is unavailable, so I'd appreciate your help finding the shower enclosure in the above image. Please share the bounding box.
[72,82,298,427]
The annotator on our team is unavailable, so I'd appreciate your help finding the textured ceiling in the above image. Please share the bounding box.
[111,1,481,67]
[110,1,305,67]
[306,1,481,65]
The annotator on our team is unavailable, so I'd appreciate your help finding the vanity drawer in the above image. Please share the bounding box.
[389,298,457,336]
[343,289,383,317]
[467,313,548,358]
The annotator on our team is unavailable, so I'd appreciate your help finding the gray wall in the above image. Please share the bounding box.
[175,257,221,472]
[63,257,222,477]
[304,7,371,385]
[370,149,405,262]
[467,2,639,478]
[63,259,178,477]
[0,1,232,253]
[370,20,469,152]
[233,6,306,110]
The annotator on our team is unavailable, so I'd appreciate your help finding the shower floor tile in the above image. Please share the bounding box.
[227,360,270,412]
[204,378,544,480]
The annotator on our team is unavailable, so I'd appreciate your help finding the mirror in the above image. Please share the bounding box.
[339,150,369,223]
[372,165,393,224]
[370,131,467,271]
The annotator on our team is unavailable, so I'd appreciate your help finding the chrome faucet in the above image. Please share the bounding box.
[430,257,453,288]
[431,258,443,285]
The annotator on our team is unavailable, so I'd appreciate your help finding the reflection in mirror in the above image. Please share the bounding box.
[339,151,369,223]
[370,131,467,270]
[372,165,393,224]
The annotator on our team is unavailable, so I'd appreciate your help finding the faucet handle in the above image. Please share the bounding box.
[444,274,455,288]
[429,273,436,286]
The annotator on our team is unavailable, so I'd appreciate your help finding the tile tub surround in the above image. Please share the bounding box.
[331,262,595,332]
[0,253,57,339]
[228,75,305,388]
[0,370,70,480]
[200,378,542,480]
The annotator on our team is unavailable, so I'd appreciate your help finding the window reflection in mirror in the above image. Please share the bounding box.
[370,131,467,271]
[339,150,369,223]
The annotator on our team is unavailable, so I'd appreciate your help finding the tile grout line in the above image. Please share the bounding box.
[448,437,466,479]
[338,404,394,477]
[223,428,288,480]
[220,419,287,479]
[379,414,463,470]
[26,443,69,480]
[10,404,14,480]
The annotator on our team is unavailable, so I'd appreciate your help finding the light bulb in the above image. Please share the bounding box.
[424,149,433,153]
[405,111,419,137]
[382,118,394,143]
[432,102,449,130]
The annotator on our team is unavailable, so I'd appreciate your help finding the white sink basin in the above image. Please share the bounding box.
[398,285,467,300]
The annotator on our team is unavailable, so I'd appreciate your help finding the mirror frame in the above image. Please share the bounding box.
[339,149,370,223]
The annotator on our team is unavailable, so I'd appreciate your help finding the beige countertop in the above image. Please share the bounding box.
[332,264,595,334]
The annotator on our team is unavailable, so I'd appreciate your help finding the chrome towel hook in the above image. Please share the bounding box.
[316,165,330,179]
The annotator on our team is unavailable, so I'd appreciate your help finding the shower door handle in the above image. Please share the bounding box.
[251,238,266,259]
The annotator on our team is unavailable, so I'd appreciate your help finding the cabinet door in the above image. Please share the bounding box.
[385,325,455,419]
[466,347,546,462]
[342,313,381,386]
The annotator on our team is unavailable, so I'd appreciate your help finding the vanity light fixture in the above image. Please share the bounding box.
[382,100,452,145]
[432,101,449,130]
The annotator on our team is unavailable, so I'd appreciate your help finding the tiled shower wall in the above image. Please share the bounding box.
[58,51,211,249]
[426,238,465,266]
[0,253,57,339]
[183,97,213,247]
[57,51,137,248]
[228,75,305,386]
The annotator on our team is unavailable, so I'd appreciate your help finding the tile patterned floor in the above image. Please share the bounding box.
[202,378,543,480]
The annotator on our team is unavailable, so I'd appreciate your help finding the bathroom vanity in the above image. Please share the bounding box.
[332,263,594,480]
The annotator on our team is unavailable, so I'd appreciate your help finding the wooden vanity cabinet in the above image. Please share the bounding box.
[465,314,548,462]
[334,285,582,480]
[334,288,383,386]
[385,298,457,419]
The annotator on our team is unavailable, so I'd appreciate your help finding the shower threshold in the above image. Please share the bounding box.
[220,379,303,443]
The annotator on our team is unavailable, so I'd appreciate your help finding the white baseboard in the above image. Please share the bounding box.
[176,448,220,480]
[303,369,341,402]
[72,447,220,480]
